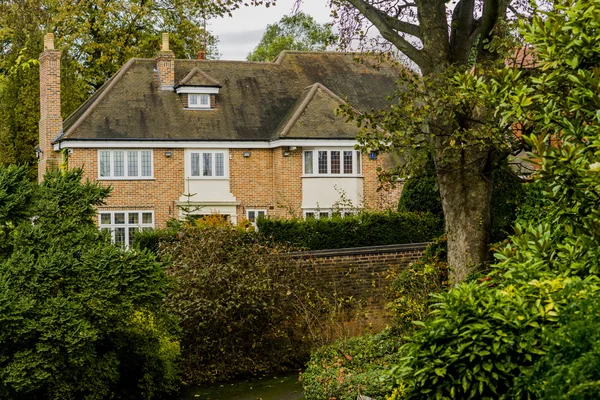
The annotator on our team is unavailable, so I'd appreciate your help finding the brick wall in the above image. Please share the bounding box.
[295,243,428,309]
[69,148,185,227]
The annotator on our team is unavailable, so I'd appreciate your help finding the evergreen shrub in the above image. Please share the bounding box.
[257,210,442,250]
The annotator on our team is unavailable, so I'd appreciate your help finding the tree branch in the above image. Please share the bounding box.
[477,0,510,62]
[375,8,421,38]
[345,0,425,66]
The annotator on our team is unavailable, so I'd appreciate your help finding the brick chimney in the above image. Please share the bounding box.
[156,33,175,89]
[197,50,205,60]
[38,33,62,182]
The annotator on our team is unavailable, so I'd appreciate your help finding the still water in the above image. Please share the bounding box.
[180,374,305,400]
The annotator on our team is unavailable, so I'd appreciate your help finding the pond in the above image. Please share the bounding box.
[179,373,305,400]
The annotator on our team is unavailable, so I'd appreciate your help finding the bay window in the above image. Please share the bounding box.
[189,150,227,178]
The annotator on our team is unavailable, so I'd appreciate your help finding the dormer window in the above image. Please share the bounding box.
[189,94,210,109]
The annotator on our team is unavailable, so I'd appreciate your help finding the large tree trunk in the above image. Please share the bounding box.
[436,150,493,282]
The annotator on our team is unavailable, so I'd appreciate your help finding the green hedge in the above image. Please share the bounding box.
[257,211,442,250]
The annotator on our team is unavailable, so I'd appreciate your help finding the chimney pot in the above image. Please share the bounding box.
[161,32,170,51]
[44,33,55,50]
[197,50,205,60]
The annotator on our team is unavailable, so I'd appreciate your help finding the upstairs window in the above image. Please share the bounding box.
[188,94,210,109]
[189,150,227,178]
[99,150,153,179]
[303,149,362,176]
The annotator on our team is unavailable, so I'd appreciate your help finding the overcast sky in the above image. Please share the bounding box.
[210,0,333,60]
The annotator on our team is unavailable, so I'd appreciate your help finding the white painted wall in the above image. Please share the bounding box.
[302,177,364,209]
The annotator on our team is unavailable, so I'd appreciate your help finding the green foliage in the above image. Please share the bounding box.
[0,167,180,399]
[247,12,337,61]
[517,287,600,399]
[388,237,448,335]
[515,179,552,227]
[302,329,403,400]
[0,165,35,245]
[397,159,443,220]
[257,211,442,250]
[159,225,330,384]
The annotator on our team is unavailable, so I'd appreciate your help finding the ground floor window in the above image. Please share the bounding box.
[303,209,357,220]
[246,209,266,226]
[99,210,154,247]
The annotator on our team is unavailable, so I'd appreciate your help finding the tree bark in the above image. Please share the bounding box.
[436,154,493,282]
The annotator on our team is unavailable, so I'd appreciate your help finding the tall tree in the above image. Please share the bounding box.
[320,0,527,281]
[0,0,226,174]
[247,11,337,61]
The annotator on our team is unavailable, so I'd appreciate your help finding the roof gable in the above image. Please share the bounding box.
[177,67,221,87]
[276,83,358,140]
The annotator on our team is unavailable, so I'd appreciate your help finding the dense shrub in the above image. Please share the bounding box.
[257,210,442,250]
[517,288,600,399]
[159,225,332,384]
[0,168,180,400]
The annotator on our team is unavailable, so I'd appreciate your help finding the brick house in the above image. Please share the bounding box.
[38,33,402,246]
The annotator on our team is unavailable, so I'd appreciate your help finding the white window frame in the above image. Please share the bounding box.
[188,93,211,109]
[303,149,362,177]
[246,209,267,226]
[98,149,154,180]
[98,210,154,248]
[188,149,228,179]
[303,209,357,220]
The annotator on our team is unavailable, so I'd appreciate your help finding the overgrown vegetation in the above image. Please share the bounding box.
[155,223,340,384]
[257,210,442,250]
[0,167,179,399]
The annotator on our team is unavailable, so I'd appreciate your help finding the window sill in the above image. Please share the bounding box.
[186,177,229,180]
[301,174,364,178]
[98,177,155,181]
[184,108,214,111]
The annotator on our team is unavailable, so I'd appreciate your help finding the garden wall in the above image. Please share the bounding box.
[293,243,429,331]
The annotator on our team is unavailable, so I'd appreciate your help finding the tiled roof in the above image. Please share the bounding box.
[59,51,401,142]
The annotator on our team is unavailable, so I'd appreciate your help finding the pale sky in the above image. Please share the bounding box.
[210,0,333,60]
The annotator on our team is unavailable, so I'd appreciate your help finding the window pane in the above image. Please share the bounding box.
[114,228,125,246]
[344,151,353,174]
[319,212,329,219]
[331,151,340,174]
[191,153,200,176]
[100,213,111,225]
[356,151,362,174]
[113,151,124,177]
[318,151,328,174]
[258,211,265,218]
[114,213,125,224]
[305,212,315,220]
[199,94,209,106]
[128,227,137,246]
[248,211,256,222]
[215,153,224,176]
[189,94,197,105]
[141,151,152,177]
[203,153,212,176]
[304,151,313,174]
[127,151,138,177]
[142,213,153,224]
[128,213,139,224]
[99,151,110,177]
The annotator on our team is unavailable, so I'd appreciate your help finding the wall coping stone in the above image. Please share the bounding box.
[291,242,430,259]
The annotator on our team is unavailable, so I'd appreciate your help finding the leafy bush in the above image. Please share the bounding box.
[302,329,403,400]
[257,210,442,250]
[0,168,180,399]
[159,225,331,384]
[517,286,600,399]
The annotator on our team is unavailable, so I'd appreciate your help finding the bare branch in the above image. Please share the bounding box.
[375,8,421,38]
[345,0,425,66]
